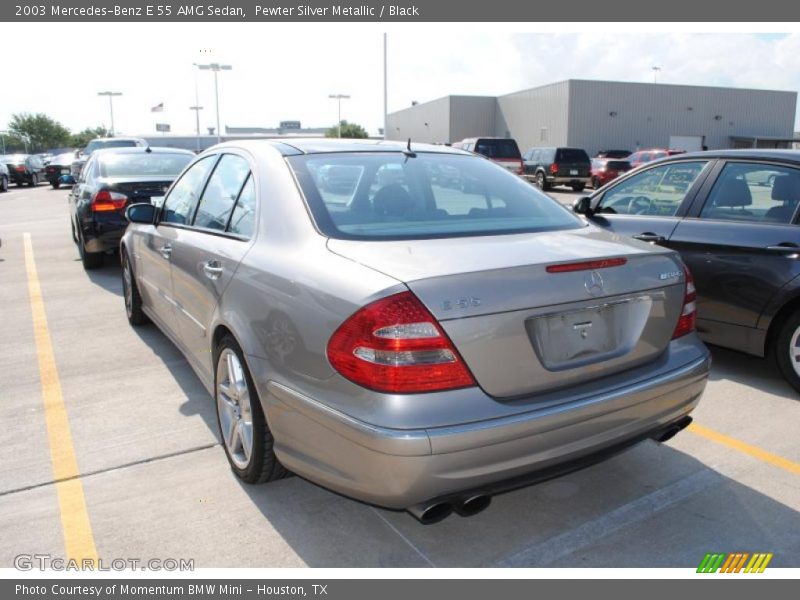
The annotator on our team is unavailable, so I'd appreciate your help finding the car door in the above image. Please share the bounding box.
[134,154,217,338]
[168,153,256,379]
[586,159,713,244]
[668,160,800,346]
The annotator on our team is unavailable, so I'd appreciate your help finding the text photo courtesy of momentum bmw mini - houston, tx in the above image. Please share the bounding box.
[1,5,800,588]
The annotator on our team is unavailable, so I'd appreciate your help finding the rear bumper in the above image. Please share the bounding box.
[548,176,590,185]
[256,348,711,509]
[81,220,126,253]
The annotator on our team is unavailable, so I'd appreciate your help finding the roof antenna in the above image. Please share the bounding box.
[402,137,416,158]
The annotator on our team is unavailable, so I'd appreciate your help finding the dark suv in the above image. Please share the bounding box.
[523,147,591,191]
[451,137,523,175]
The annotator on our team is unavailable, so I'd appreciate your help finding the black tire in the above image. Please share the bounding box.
[572,183,586,192]
[0,176,7,193]
[17,181,24,188]
[78,231,104,270]
[215,335,287,484]
[591,177,600,189]
[28,174,37,187]
[536,171,551,191]
[70,217,79,243]
[773,310,800,393]
[121,250,149,326]
[51,181,60,189]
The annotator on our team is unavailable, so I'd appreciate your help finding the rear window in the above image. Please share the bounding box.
[99,153,192,178]
[607,160,632,170]
[288,153,583,240]
[556,148,590,163]
[473,139,521,160]
[85,140,140,155]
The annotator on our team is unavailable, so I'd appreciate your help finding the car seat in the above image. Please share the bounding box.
[708,177,753,219]
[765,174,800,223]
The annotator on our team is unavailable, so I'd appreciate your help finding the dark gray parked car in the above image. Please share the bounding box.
[573,149,800,392]
[121,139,709,523]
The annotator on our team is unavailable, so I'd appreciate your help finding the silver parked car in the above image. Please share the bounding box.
[121,139,710,523]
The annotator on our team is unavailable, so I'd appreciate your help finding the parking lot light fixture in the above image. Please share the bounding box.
[97,91,123,136]
[652,66,661,84]
[195,62,233,144]
[328,94,351,138]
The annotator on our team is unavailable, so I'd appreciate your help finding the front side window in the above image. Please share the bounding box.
[699,162,800,224]
[597,161,707,216]
[193,154,250,230]
[161,156,215,225]
[288,152,583,240]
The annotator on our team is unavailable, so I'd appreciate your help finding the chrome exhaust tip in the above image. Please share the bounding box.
[407,502,453,525]
[453,494,492,517]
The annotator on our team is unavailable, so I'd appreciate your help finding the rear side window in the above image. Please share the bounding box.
[193,154,250,230]
[288,152,582,240]
[162,156,215,225]
[699,162,800,224]
[556,148,590,163]
[228,174,257,237]
[474,139,521,160]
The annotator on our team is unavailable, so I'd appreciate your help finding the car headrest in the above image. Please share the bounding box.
[373,184,414,218]
[772,174,800,202]
[713,178,752,207]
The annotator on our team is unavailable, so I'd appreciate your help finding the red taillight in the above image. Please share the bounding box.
[546,257,627,273]
[549,163,559,175]
[15,165,26,172]
[327,291,476,394]
[91,190,128,212]
[672,265,697,339]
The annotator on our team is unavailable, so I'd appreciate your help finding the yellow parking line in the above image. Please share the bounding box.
[23,233,98,564]
[688,422,800,476]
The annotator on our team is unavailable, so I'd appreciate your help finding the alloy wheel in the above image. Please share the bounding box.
[789,325,800,378]
[216,349,254,469]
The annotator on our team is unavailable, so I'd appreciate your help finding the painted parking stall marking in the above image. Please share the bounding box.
[23,232,98,563]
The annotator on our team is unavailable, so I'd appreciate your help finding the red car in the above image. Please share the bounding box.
[626,148,686,169]
[590,158,632,189]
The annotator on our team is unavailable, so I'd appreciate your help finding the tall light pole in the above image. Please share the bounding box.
[195,62,232,144]
[97,91,122,136]
[328,94,351,138]
[383,33,388,139]
[652,66,661,84]
[189,105,204,152]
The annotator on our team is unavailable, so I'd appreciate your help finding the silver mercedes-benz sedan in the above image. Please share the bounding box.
[121,139,710,523]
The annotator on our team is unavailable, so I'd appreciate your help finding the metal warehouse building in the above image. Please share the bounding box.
[386,79,798,155]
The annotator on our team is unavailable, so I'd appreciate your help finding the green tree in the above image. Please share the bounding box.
[325,120,369,139]
[0,131,31,154]
[8,113,71,152]
[69,126,111,149]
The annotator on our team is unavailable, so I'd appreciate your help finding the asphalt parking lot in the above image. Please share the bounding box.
[1,182,799,569]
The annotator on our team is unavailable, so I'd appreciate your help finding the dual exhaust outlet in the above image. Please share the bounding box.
[408,494,492,525]
[406,416,694,525]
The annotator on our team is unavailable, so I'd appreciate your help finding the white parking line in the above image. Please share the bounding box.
[494,468,721,567]
[370,507,437,567]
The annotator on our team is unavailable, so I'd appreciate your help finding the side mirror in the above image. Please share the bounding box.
[573,196,592,216]
[126,202,157,224]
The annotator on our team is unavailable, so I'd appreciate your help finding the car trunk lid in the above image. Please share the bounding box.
[328,228,686,397]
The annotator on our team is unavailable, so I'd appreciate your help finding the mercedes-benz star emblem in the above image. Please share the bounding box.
[584,270,604,297]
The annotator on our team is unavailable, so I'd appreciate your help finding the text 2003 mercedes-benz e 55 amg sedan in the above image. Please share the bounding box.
[121,139,710,523]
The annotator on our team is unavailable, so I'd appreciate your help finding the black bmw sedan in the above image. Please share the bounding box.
[69,146,193,270]
[573,149,800,391]
[2,154,47,187]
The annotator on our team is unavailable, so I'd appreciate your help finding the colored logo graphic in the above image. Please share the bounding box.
[697,552,773,573]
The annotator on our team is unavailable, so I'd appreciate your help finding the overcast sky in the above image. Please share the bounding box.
[2,25,799,137]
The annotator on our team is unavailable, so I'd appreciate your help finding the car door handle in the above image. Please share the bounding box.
[765,244,800,254]
[633,233,666,243]
[159,244,172,259]
[203,260,223,280]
